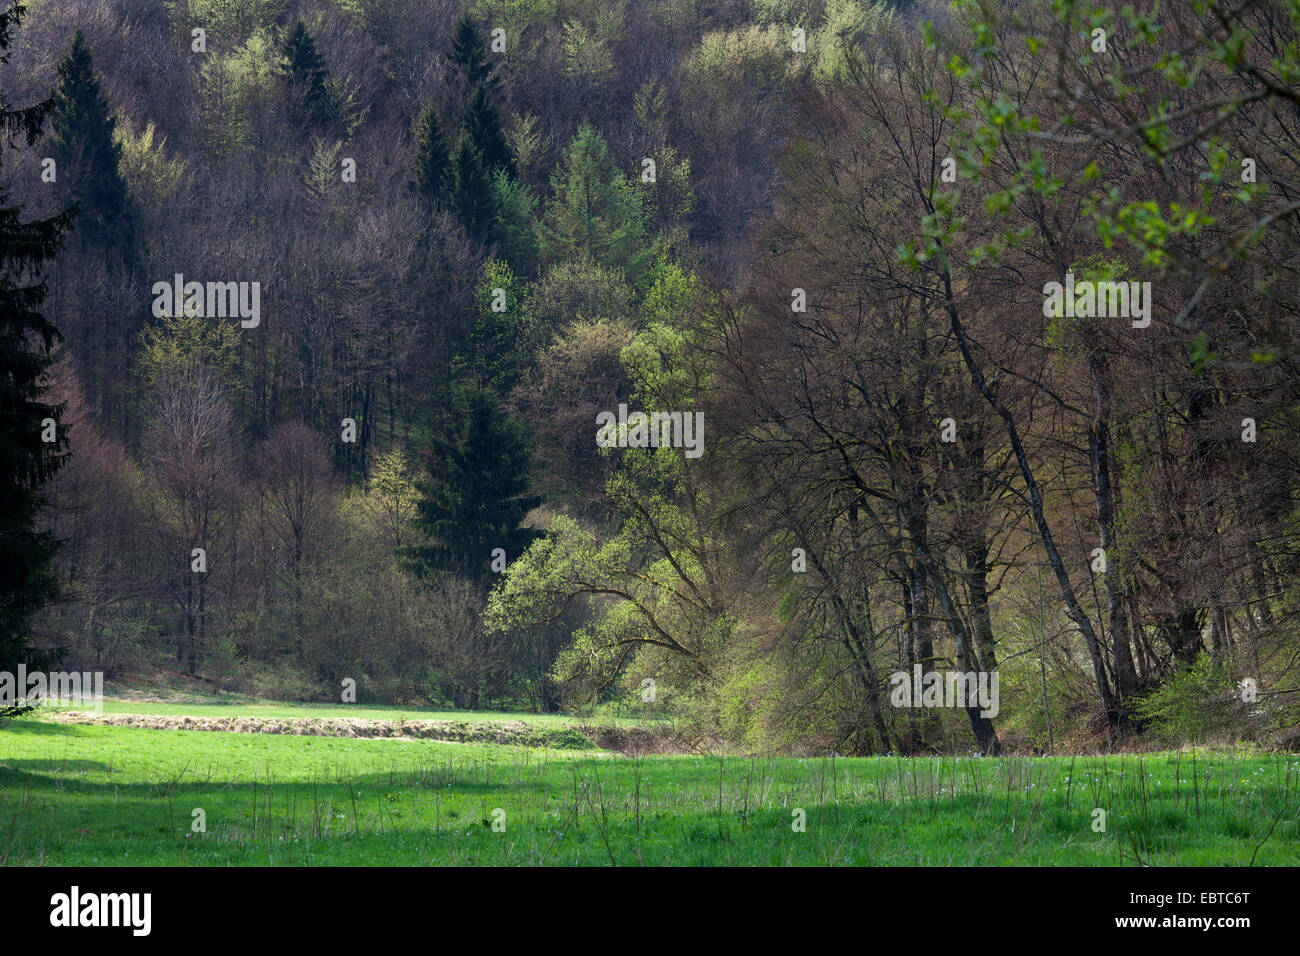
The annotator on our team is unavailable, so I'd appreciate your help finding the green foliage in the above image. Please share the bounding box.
[204,633,241,688]
[505,110,541,182]
[936,0,1285,273]
[438,11,517,246]
[359,447,420,549]
[536,123,657,285]
[621,320,696,409]
[491,169,538,270]
[485,513,698,704]
[194,30,279,159]
[682,24,790,98]
[175,0,286,46]
[490,315,719,709]
[463,83,514,178]
[113,117,185,217]
[521,258,635,357]
[456,259,534,392]
[811,0,892,84]
[639,263,700,327]
[637,146,695,259]
[8,0,1299,761]
[1133,656,1246,746]
[135,313,245,401]
[561,15,616,91]
[304,137,345,218]
[633,80,669,144]
[446,12,496,91]
[489,359,717,708]
[1042,254,1130,356]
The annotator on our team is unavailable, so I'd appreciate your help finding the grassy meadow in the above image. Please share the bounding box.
[1,705,1297,866]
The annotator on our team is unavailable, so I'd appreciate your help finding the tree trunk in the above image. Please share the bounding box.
[944,291,1121,726]
[1089,356,1138,703]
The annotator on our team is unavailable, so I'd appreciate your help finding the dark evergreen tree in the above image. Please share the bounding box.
[47,29,131,253]
[412,101,451,206]
[280,20,336,131]
[406,383,540,586]
[449,132,495,242]
[464,83,513,179]
[443,14,514,187]
[0,2,74,721]
[445,14,495,93]
[281,21,326,89]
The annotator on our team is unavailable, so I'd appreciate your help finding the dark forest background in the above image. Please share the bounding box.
[4,0,1300,755]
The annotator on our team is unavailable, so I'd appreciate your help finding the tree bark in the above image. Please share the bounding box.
[943,291,1121,726]
[1089,356,1138,702]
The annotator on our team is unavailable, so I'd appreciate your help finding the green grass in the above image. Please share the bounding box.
[2,716,1297,865]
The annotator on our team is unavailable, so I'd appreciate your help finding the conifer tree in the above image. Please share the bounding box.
[490,168,538,270]
[445,13,495,93]
[0,2,74,719]
[444,14,513,180]
[406,383,540,587]
[412,101,451,206]
[463,83,513,179]
[537,122,655,282]
[454,259,531,393]
[450,132,495,241]
[280,20,336,131]
[47,29,131,252]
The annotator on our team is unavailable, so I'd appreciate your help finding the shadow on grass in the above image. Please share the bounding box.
[0,759,117,776]
[0,717,89,736]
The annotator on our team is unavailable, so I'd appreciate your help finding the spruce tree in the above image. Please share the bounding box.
[406,383,540,586]
[280,20,336,131]
[490,168,538,271]
[0,2,74,719]
[47,29,131,252]
[412,101,451,206]
[443,14,514,188]
[463,83,513,179]
[450,132,495,241]
[445,14,495,93]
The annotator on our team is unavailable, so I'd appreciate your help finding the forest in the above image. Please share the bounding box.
[3,0,1300,758]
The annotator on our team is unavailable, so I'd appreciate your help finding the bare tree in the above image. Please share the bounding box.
[144,363,241,675]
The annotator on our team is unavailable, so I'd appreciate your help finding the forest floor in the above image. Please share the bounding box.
[1,706,1297,865]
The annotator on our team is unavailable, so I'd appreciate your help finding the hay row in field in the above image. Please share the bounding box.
[47,711,598,750]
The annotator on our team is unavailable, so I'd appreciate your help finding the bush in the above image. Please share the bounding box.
[1133,656,1247,745]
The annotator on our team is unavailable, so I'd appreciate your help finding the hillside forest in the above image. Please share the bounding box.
[4,0,1300,755]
